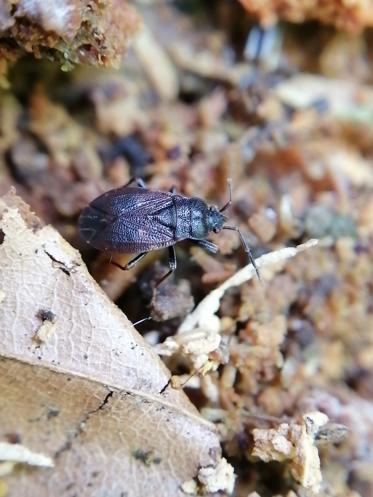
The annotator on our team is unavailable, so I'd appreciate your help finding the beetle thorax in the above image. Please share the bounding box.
[187,199,209,239]
[174,197,225,240]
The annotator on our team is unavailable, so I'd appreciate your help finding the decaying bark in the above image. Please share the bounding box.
[0,0,140,73]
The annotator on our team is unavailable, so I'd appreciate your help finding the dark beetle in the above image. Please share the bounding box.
[78,178,259,285]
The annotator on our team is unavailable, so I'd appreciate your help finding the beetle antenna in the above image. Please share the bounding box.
[133,316,152,326]
[219,178,233,213]
[223,225,260,280]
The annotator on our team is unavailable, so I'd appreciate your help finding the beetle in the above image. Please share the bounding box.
[78,178,259,285]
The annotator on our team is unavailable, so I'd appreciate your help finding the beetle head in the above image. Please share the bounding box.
[208,206,226,233]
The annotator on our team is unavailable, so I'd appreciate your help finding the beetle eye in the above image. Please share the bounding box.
[213,228,218,233]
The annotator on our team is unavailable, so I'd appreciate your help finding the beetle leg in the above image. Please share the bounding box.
[196,239,219,254]
[169,185,177,194]
[223,225,260,280]
[124,177,146,188]
[111,252,148,270]
[155,246,177,287]
[133,316,152,326]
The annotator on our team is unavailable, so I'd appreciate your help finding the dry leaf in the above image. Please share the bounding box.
[0,190,222,497]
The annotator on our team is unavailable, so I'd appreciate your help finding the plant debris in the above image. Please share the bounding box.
[150,278,195,322]
[1,2,373,496]
[182,457,235,496]
[0,442,53,468]
[0,0,140,77]
[157,240,318,370]
[252,412,328,493]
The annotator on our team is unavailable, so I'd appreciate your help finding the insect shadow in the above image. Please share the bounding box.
[78,177,259,288]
